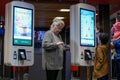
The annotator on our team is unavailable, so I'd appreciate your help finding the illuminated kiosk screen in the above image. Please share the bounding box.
[80,8,95,47]
[13,6,33,46]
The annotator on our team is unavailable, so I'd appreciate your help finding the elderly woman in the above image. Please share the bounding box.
[42,18,69,80]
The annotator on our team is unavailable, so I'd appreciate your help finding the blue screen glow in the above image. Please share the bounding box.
[80,8,95,47]
[13,6,33,46]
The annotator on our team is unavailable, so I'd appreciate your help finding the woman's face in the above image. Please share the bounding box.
[53,25,63,35]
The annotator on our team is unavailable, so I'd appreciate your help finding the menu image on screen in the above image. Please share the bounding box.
[13,6,33,46]
[80,8,95,47]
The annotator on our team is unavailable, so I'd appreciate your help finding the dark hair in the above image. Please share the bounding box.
[99,33,109,44]
[116,13,120,22]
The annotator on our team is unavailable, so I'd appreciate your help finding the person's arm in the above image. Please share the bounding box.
[42,31,58,50]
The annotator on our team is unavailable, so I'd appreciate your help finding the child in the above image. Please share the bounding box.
[93,33,109,80]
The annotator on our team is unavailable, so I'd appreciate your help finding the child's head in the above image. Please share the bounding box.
[111,13,120,40]
[116,13,120,22]
[111,22,120,40]
[112,13,120,33]
[111,22,120,33]
[99,33,109,45]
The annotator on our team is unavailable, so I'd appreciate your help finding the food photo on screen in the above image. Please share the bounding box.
[13,6,33,46]
[80,8,95,47]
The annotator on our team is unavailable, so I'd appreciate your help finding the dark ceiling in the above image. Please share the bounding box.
[29,0,120,28]
[1,0,120,28]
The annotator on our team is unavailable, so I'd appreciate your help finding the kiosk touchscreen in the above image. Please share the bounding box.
[4,1,34,66]
[80,8,95,47]
[70,3,96,66]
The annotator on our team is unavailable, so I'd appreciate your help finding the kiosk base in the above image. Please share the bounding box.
[79,66,93,80]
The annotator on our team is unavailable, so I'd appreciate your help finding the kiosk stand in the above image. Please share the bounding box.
[70,3,96,80]
[4,1,34,80]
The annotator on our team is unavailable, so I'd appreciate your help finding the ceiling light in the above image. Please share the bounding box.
[59,9,70,12]
[55,17,65,19]
[96,13,98,16]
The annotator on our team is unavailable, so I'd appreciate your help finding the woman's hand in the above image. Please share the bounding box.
[56,42,64,46]
[64,44,70,50]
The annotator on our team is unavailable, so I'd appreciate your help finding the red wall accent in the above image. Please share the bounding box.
[86,0,110,6]
[0,0,12,17]
[86,0,99,6]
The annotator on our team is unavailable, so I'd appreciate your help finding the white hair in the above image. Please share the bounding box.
[50,18,65,30]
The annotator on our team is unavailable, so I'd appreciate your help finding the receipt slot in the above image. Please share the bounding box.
[84,50,92,60]
[4,1,34,66]
[18,49,26,60]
